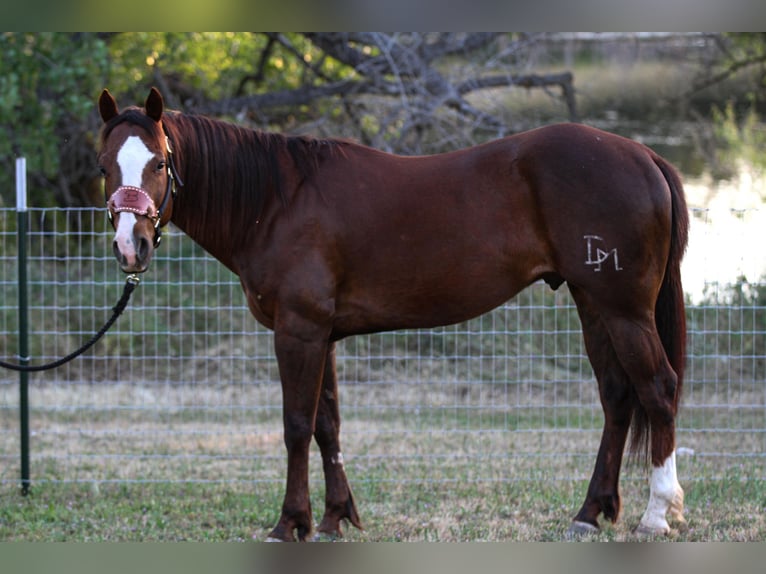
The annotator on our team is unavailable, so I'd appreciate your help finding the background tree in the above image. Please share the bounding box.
[685,32,766,181]
[688,32,766,107]
[110,33,578,152]
[0,33,108,208]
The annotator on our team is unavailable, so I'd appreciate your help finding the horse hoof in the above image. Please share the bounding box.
[565,521,599,540]
[264,536,285,542]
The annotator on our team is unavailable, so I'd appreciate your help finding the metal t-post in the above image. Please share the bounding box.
[16,158,30,496]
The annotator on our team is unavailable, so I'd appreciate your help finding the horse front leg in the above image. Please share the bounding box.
[266,319,329,542]
[313,342,363,539]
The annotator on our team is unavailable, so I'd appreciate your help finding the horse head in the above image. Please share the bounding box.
[98,87,181,273]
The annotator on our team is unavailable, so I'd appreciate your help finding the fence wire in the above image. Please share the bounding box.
[1,207,764,487]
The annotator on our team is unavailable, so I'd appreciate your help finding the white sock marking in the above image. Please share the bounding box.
[638,450,684,534]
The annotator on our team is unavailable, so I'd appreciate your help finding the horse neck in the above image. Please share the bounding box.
[165,115,289,271]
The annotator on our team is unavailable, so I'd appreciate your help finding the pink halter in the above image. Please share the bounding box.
[107,185,159,220]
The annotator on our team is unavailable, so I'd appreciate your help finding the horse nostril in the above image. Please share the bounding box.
[136,235,151,263]
[113,239,127,266]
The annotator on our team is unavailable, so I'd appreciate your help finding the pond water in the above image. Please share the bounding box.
[682,169,765,303]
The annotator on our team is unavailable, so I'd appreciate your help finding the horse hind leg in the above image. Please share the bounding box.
[567,287,635,537]
[312,343,363,540]
[602,314,685,536]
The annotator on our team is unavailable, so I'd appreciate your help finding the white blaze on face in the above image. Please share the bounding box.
[638,450,685,534]
[114,136,154,259]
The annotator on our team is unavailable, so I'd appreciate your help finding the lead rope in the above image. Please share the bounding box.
[0,275,141,373]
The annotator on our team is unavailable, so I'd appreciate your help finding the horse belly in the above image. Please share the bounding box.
[333,243,545,336]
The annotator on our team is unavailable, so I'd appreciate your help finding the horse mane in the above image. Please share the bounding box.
[101,107,348,248]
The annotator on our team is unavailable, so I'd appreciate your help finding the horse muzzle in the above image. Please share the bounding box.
[112,212,156,273]
[107,185,162,273]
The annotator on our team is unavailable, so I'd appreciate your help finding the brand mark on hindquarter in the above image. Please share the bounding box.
[583,235,623,272]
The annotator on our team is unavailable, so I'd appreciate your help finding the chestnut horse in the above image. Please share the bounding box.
[98,88,688,541]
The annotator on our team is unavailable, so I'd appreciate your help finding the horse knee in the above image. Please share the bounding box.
[283,414,314,450]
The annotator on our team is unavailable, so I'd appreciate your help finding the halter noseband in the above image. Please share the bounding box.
[106,126,184,248]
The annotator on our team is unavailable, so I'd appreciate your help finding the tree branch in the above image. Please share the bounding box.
[458,72,578,122]
[195,33,578,154]
[687,53,766,97]
[236,35,276,96]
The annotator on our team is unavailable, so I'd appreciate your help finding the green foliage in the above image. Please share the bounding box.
[107,33,264,102]
[0,33,108,208]
[105,33,350,107]
[710,99,766,182]
[721,33,766,90]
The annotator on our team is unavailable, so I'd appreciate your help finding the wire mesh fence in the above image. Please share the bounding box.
[1,207,764,488]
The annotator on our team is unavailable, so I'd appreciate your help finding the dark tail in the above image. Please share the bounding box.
[629,154,690,459]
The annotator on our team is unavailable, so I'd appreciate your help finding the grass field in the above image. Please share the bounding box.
[1,376,764,542]
[1,465,765,541]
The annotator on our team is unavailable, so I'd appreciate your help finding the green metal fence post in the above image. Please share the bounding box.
[16,157,30,496]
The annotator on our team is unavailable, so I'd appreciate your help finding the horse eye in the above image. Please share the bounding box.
[157,161,166,171]
[98,166,107,177]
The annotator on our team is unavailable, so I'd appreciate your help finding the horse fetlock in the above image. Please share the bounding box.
[266,526,296,542]
[637,483,683,535]
[344,486,363,530]
[597,493,621,523]
[667,486,686,524]
[268,511,314,542]
[316,516,346,539]
[318,489,363,538]
[653,479,683,505]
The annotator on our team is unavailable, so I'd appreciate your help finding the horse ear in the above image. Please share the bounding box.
[99,89,119,123]
[145,87,164,122]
